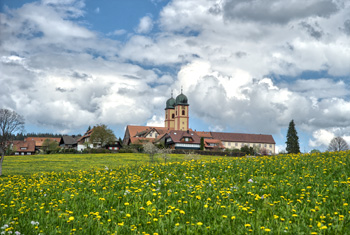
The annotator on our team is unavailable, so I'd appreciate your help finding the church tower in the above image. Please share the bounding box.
[174,89,189,131]
[164,92,176,129]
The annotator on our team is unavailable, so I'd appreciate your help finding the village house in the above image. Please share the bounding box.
[25,137,62,152]
[11,140,36,155]
[77,128,121,151]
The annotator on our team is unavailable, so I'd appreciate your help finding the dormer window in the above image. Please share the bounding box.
[183,137,192,142]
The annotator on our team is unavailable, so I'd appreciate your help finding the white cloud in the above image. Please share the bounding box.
[309,129,335,148]
[107,29,127,36]
[146,115,165,127]
[2,0,350,151]
[136,15,153,34]
[95,7,100,13]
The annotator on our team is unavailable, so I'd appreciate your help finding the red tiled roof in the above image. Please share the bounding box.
[196,131,213,138]
[12,140,36,153]
[25,137,61,147]
[166,130,201,144]
[77,129,94,142]
[204,139,224,149]
[129,137,153,144]
[210,132,275,144]
[127,125,171,138]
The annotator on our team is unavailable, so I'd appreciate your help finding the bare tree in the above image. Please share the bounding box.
[327,136,349,152]
[0,109,25,176]
[143,142,159,163]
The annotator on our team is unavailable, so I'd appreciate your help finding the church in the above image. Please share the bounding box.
[123,91,276,154]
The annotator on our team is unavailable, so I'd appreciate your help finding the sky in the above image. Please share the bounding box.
[1,0,350,153]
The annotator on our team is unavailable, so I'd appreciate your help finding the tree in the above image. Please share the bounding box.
[89,124,116,148]
[143,142,159,163]
[310,149,321,154]
[327,137,349,152]
[240,145,254,155]
[200,137,204,150]
[0,109,25,176]
[286,120,300,154]
[42,139,59,154]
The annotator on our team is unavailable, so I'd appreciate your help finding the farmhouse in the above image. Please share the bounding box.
[123,91,276,154]
[11,140,36,155]
[78,128,122,151]
[25,137,61,152]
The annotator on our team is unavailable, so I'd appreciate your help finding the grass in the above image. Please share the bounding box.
[1,153,218,176]
[0,151,349,234]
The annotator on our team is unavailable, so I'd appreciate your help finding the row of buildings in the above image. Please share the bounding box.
[123,91,275,154]
[11,91,275,155]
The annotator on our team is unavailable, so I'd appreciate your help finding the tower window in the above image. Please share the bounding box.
[176,111,177,115]
[172,114,175,119]
[182,110,185,115]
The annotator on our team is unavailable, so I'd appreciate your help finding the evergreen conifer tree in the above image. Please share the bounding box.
[200,137,204,150]
[286,120,300,154]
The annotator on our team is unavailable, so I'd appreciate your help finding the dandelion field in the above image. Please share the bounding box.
[1,152,350,234]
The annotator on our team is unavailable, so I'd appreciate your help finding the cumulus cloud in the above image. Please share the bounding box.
[2,0,350,151]
[221,0,339,24]
[136,15,153,34]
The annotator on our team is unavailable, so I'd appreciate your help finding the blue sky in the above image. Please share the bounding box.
[1,0,350,152]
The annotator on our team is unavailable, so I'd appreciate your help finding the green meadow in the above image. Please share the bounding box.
[0,152,349,234]
[1,153,216,176]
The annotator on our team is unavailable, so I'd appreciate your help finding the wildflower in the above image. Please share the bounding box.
[197,222,203,226]
[265,228,271,232]
[245,224,251,227]
[126,214,131,217]
[124,202,130,206]
[248,179,254,183]
[68,216,74,221]
[146,201,152,206]
[231,216,236,220]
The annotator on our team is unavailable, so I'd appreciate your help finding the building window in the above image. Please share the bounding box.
[166,114,168,119]
[176,111,177,115]
[182,110,185,115]
[235,143,238,146]
[270,144,272,148]
[228,142,231,146]
[264,144,267,147]
[172,114,175,119]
